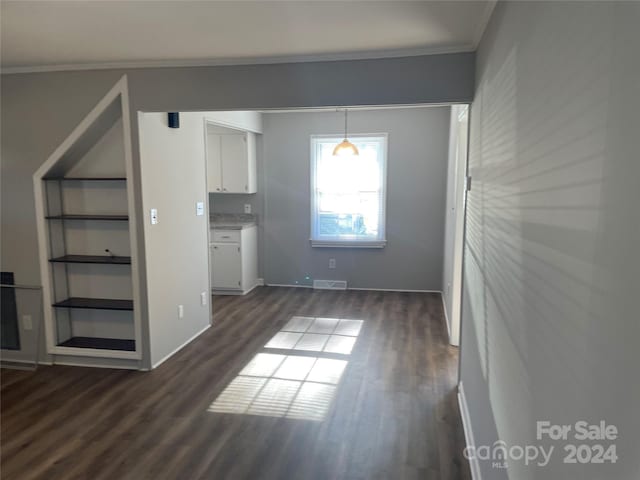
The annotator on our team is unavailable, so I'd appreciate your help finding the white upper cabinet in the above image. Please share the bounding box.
[206,130,257,194]
[206,133,222,192]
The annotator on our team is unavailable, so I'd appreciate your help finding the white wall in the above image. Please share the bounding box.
[138,112,211,368]
[442,105,468,345]
[460,2,640,479]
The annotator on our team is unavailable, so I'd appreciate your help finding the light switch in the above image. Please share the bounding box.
[196,202,205,216]
[150,208,158,225]
[244,204,252,214]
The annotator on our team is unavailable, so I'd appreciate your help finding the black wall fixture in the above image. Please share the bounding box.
[1,272,21,350]
[168,112,180,128]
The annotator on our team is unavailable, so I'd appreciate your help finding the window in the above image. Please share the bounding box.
[311,134,387,247]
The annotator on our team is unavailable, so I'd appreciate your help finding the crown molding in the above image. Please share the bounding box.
[1,44,475,75]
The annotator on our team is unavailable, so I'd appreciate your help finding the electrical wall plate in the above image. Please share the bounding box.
[150,208,158,225]
[196,202,205,216]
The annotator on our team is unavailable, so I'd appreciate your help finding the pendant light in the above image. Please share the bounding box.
[333,109,359,156]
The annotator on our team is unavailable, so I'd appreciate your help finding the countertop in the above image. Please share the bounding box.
[210,213,257,230]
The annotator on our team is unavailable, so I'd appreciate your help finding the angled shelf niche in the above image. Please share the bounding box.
[33,76,142,363]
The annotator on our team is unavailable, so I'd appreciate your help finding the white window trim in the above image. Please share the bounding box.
[310,239,387,248]
[309,133,388,249]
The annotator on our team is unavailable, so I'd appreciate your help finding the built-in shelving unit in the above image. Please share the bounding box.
[33,76,142,365]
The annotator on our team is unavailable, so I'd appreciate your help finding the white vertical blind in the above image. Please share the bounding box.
[310,134,387,247]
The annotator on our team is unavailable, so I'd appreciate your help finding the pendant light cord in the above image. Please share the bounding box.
[344,109,348,139]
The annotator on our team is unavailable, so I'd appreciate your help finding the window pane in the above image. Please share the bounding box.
[311,135,386,243]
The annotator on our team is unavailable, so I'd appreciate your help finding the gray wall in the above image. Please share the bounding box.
[1,52,473,365]
[461,2,639,479]
[262,107,450,290]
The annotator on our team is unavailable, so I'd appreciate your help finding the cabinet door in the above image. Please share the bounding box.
[207,133,222,192]
[221,134,249,193]
[211,243,242,289]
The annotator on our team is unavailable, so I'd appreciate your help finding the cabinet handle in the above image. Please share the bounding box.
[221,235,230,239]
[216,188,220,191]
[213,246,218,249]
[223,188,227,191]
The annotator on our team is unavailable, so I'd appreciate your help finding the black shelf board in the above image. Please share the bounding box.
[58,336,135,351]
[53,297,133,310]
[43,177,127,181]
[45,214,129,221]
[49,255,131,265]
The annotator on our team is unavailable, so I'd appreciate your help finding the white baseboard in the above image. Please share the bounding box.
[212,280,263,296]
[0,360,38,370]
[244,281,263,295]
[53,360,141,370]
[348,287,441,293]
[151,323,211,369]
[2,358,139,370]
[212,289,244,296]
[0,358,52,366]
[458,381,481,480]
[265,283,441,294]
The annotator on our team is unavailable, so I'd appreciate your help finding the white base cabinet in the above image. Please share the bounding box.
[210,226,258,294]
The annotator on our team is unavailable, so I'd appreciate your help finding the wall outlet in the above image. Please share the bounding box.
[150,208,158,225]
[22,315,33,331]
[178,304,184,319]
[201,291,207,306]
[329,258,336,269]
[244,204,252,214]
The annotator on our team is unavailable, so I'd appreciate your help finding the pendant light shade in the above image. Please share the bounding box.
[333,139,359,156]
[333,109,359,156]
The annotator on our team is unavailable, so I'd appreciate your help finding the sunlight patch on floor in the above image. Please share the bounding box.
[208,317,363,421]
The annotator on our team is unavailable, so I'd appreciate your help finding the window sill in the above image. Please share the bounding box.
[310,240,386,249]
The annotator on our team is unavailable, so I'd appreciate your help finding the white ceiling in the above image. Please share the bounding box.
[1,1,495,74]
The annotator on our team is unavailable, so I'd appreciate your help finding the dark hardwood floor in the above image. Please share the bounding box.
[1,287,470,480]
